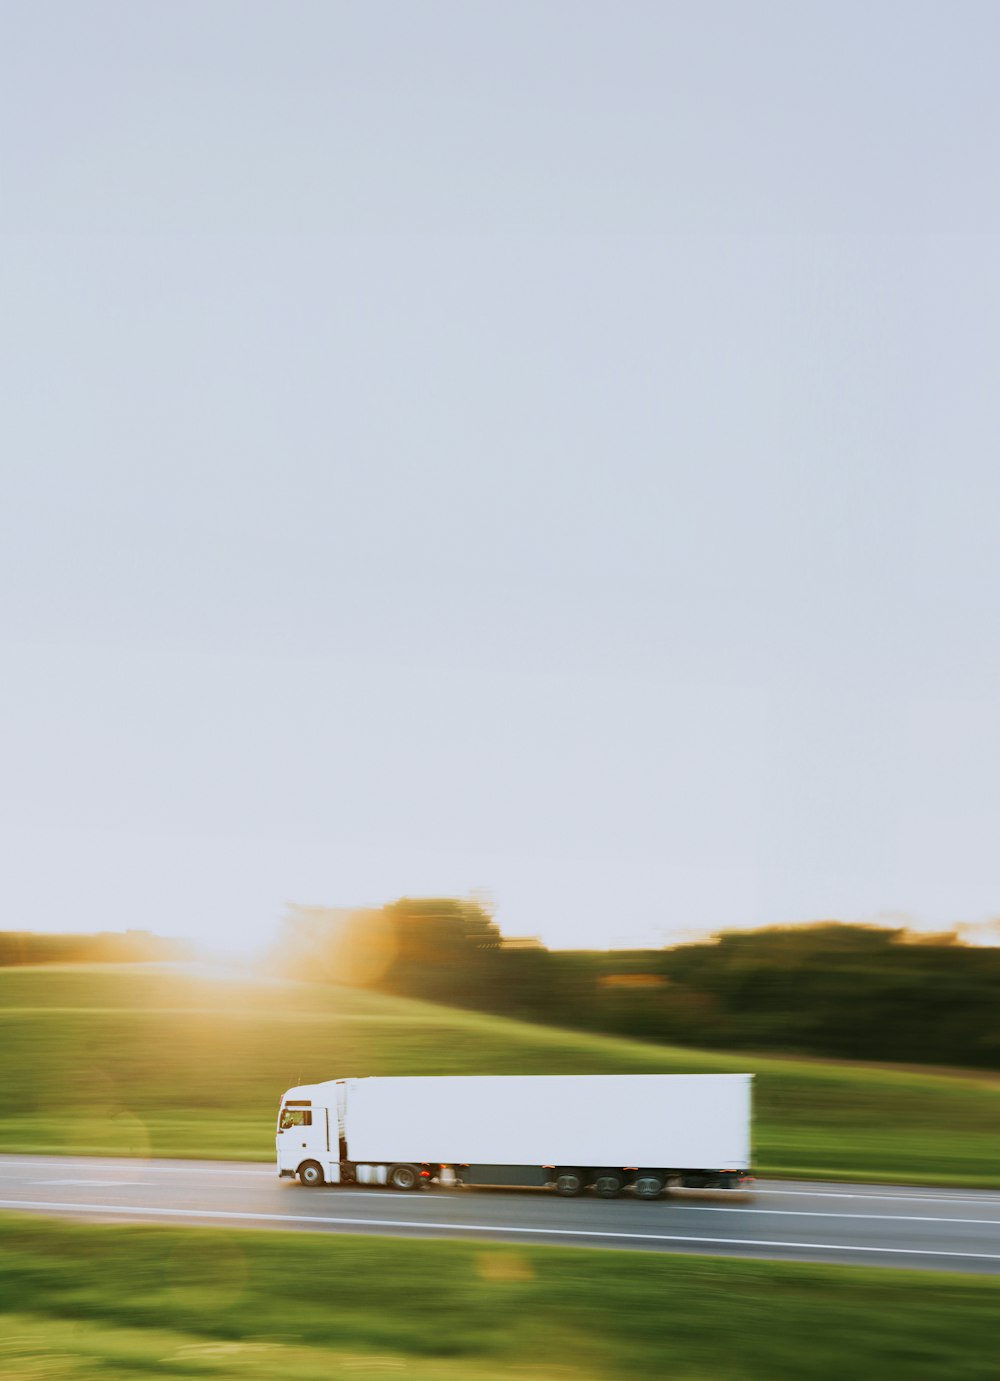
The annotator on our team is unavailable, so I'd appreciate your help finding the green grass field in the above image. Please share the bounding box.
[1,1214,998,1380]
[0,964,998,1185]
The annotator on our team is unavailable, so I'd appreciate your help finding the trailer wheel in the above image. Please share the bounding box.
[388,1163,420,1191]
[593,1171,625,1199]
[299,1160,325,1188]
[633,1174,664,1200]
[554,1169,584,1197]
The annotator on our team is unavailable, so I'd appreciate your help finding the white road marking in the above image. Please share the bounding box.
[0,1161,269,1178]
[34,1179,150,1187]
[0,1198,998,1264]
[751,1186,1000,1207]
[675,1206,1000,1226]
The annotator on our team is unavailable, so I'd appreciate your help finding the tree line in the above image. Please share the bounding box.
[0,930,193,966]
[276,900,1000,1070]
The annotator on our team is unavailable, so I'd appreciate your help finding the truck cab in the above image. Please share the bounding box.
[276,1086,341,1185]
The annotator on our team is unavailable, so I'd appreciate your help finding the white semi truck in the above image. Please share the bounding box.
[276,1073,752,1198]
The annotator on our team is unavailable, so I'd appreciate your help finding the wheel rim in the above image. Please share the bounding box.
[635,1177,662,1198]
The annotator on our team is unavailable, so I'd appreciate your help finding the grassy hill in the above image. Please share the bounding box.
[0,964,997,1185]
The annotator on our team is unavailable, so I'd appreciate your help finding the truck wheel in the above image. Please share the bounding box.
[633,1174,664,1200]
[388,1163,420,1191]
[555,1169,584,1197]
[299,1160,325,1188]
[593,1172,625,1199]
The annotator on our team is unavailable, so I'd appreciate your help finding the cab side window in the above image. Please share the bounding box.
[279,1108,313,1131]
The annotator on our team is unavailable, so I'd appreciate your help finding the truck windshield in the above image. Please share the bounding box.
[279,1108,312,1131]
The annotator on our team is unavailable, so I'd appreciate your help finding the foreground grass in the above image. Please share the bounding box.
[2,1214,999,1380]
[0,964,998,1184]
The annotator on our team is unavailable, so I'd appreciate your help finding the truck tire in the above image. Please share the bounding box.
[593,1172,625,1199]
[299,1160,325,1188]
[554,1169,584,1197]
[388,1163,420,1191]
[633,1174,665,1200]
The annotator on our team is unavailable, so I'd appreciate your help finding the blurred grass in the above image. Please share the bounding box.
[1,1213,998,1380]
[0,964,998,1184]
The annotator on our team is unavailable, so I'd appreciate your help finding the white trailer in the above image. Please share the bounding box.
[276,1073,752,1199]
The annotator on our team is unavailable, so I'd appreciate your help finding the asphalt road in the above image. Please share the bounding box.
[1,1154,998,1275]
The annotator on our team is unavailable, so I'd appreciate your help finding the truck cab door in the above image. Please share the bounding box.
[276,1103,321,1173]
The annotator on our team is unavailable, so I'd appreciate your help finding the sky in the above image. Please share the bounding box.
[2,2,1000,953]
